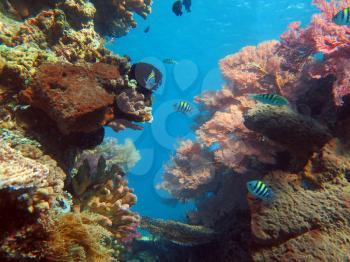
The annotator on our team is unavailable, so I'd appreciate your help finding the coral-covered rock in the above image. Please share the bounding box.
[303,138,350,187]
[249,139,350,261]
[0,142,67,260]
[91,0,152,37]
[20,63,115,134]
[0,44,61,88]
[0,143,65,213]
[244,104,332,152]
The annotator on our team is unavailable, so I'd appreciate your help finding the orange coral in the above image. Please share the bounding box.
[78,175,140,241]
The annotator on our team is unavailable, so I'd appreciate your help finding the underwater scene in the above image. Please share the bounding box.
[3,0,350,261]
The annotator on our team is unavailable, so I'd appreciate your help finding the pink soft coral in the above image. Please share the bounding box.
[158,140,217,200]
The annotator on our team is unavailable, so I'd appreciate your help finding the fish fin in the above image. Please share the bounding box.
[264,190,276,205]
[247,94,257,100]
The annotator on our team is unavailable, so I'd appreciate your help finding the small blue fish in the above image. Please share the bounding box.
[333,7,350,26]
[249,93,289,106]
[174,101,191,113]
[312,52,324,62]
[144,70,157,90]
[247,180,274,201]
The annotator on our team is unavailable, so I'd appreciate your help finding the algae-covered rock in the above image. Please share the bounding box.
[244,105,332,152]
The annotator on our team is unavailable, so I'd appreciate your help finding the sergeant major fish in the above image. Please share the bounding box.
[249,93,289,106]
[174,101,191,113]
[247,180,274,201]
[163,58,178,65]
[333,7,350,26]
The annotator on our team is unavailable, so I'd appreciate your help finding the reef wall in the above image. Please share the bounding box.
[0,0,154,261]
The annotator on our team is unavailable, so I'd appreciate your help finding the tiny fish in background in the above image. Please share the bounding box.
[163,58,178,64]
[174,101,192,113]
[247,180,274,201]
[249,93,289,106]
[144,70,157,90]
[183,0,192,12]
[333,7,350,26]
[144,26,150,33]
[172,0,183,16]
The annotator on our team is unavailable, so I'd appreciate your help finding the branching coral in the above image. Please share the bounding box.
[68,137,140,244]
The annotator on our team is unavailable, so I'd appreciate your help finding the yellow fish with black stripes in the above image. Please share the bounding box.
[247,180,274,202]
[174,101,192,113]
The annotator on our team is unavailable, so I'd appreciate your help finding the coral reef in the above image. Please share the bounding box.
[158,1,350,261]
[0,0,152,260]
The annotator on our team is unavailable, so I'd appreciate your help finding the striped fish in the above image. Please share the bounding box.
[174,101,192,113]
[333,7,350,26]
[247,180,274,201]
[249,93,289,106]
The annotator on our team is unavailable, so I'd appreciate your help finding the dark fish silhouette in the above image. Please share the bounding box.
[144,26,150,33]
[183,0,191,12]
[172,0,183,16]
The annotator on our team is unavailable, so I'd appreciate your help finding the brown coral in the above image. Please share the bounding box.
[20,63,115,134]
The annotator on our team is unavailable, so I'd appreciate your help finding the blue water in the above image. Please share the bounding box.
[106,0,317,220]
